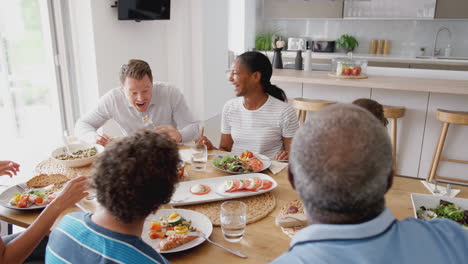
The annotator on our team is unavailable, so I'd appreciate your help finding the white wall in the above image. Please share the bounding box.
[68,0,232,135]
[260,18,468,57]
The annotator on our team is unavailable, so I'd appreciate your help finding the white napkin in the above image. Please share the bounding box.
[179,149,193,163]
[420,181,460,197]
[269,161,288,175]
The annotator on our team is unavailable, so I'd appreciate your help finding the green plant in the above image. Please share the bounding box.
[336,34,359,52]
[255,32,276,51]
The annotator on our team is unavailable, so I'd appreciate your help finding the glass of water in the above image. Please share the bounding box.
[191,144,207,171]
[220,201,247,242]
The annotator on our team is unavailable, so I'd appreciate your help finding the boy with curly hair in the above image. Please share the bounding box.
[46,130,180,264]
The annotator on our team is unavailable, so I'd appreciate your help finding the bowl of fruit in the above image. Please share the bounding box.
[330,57,368,79]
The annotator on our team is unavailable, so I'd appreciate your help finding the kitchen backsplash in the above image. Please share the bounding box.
[261,19,468,57]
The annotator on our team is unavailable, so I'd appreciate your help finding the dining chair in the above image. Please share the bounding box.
[291,98,336,124]
[383,105,406,172]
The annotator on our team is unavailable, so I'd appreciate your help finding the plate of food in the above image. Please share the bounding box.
[212,151,271,174]
[411,193,468,227]
[0,174,69,210]
[51,143,104,168]
[142,209,213,253]
[168,173,277,206]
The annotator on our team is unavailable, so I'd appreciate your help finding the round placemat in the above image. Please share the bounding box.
[35,158,94,179]
[173,192,276,226]
[279,200,306,238]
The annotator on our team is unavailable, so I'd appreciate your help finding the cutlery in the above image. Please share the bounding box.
[432,180,440,194]
[17,182,31,193]
[188,232,247,258]
[446,184,452,196]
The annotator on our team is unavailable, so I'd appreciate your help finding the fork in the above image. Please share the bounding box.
[17,182,31,193]
[188,232,247,258]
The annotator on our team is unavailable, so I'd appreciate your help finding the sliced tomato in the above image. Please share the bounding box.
[150,222,162,231]
[246,157,263,172]
[34,196,44,204]
[190,184,211,195]
[149,230,165,239]
[237,179,250,191]
[245,177,262,191]
[259,179,273,190]
[225,179,240,192]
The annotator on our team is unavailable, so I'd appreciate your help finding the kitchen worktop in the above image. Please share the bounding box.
[266,51,468,66]
[271,69,468,95]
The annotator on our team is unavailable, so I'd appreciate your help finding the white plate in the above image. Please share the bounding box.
[411,193,468,219]
[0,184,47,210]
[168,173,277,206]
[142,209,213,253]
[211,152,272,174]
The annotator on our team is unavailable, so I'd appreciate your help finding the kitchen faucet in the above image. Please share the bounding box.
[432,27,452,57]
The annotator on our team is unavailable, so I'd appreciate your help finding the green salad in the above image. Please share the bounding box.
[212,155,252,173]
[417,200,468,227]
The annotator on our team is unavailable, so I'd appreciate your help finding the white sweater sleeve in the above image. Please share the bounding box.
[75,92,113,143]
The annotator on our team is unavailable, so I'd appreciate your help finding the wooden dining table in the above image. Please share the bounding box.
[1,150,468,264]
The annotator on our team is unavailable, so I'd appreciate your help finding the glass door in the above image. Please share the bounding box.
[0,0,65,182]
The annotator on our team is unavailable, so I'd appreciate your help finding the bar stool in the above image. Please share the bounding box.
[383,105,406,171]
[427,109,468,184]
[292,98,335,124]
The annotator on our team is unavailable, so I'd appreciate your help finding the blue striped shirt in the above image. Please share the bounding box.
[46,212,168,264]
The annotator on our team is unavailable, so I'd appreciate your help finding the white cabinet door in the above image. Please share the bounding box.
[302,84,371,103]
[371,89,429,178]
[418,93,468,181]
[274,81,302,104]
[344,0,436,19]
[264,0,344,19]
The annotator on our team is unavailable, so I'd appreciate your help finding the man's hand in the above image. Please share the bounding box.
[155,125,182,143]
[196,136,215,150]
[96,133,112,146]
[0,161,20,178]
[274,151,289,161]
[50,176,89,211]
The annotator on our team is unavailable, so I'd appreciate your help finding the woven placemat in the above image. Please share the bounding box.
[279,200,306,238]
[35,158,94,179]
[173,192,276,226]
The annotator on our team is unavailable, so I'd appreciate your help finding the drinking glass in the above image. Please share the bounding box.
[220,201,247,242]
[191,144,208,171]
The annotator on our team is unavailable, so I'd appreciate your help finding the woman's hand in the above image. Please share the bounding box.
[50,176,89,211]
[196,136,215,150]
[274,151,289,161]
[0,161,20,178]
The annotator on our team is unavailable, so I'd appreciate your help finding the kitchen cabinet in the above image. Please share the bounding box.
[435,0,468,19]
[264,0,344,19]
[274,82,302,102]
[343,0,436,19]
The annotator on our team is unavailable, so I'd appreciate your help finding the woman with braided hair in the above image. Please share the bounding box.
[197,51,299,161]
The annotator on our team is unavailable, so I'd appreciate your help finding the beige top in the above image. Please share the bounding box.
[272,69,468,95]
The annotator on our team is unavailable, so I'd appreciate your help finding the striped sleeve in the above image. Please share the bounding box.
[281,105,299,138]
[221,101,232,134]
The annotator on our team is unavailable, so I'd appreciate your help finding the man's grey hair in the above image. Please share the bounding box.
[290,104,393,224]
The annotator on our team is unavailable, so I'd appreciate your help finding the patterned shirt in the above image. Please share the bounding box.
[46,213,168,264]
[221,95,299,158]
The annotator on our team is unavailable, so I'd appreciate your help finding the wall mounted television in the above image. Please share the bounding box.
[118,0,170,21]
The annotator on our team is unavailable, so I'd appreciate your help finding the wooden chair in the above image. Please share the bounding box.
[383,105,406,172]
[427,109,468,184]
[292,98,336,124]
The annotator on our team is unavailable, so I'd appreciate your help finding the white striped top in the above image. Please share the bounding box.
[221,95,299,158]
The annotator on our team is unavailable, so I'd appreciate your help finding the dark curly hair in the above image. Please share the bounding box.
[352,98,389,127]
[91,130,180,223]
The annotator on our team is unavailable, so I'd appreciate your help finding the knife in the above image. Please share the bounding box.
[275,214,308,228]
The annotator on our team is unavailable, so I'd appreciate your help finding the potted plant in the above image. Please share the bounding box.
[336,34,359,52]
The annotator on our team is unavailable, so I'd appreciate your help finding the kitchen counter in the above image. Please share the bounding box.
[272,69,468,95]
[266,51,468,66]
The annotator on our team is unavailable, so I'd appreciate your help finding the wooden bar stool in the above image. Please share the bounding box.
[383,105,406,171]
[427,109,468,184]
[292,98,335,124]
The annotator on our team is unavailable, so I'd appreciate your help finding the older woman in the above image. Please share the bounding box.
[198,51,298,160]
